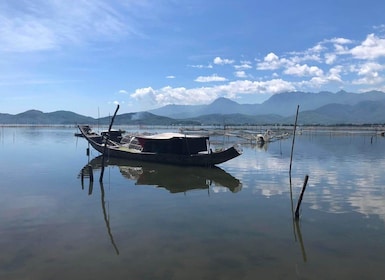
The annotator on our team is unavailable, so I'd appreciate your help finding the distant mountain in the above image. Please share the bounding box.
[298,100,385,125]
[1,90,385,125]
[186,113,285,125]
[148,104,206,119]
[260,90,385,116]
[98,111,200,125]
[150,97,259,117]
[0,110,95,125]
[0,110,200,126]
[150,90,385,118]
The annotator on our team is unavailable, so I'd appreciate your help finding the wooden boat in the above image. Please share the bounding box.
[77,125,242,167]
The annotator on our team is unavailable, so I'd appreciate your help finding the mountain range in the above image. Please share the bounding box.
[1,90,385,125]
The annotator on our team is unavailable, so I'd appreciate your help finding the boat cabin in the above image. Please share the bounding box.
[101,130,124,143]
[136,133,209,155]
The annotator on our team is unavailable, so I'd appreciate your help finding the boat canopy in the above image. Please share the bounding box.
[136,133,209,155]
[137,132,204,139]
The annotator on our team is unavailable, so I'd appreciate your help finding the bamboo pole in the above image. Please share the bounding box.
[99,105,120,182]
[295,174,309,219]
[289,105,300,175]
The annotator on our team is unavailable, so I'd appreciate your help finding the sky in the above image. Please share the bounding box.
[1,0,385,117]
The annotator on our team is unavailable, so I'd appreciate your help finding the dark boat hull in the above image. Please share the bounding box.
[78,125,242,167]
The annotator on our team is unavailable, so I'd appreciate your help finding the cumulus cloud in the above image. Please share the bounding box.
[309,43,324,53]
[257,52,292,70]
[325,53,337,64]
[234,71,247,78]
[284,64,324,77]
[234,62,252,70]
[130,79,295,107]
[328,37,353,45]
[213,56,234,65]
[223,79,296,95]
[356,62,384,76]
[251,32,385,94]
[350,33,385,59]
[131,87,156,100]
[352,62,385,85]
[127,30,385,108]
[327,66,343,83]
[131,85,217,106]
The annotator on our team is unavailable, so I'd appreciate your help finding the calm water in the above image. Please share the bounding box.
[1,126,385,280]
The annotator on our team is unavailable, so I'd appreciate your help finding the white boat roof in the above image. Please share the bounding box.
[137,132,206,140]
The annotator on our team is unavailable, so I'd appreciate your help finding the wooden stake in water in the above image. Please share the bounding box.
[99,104,120,182]
[289,105,300,175]
[295,175,309,220]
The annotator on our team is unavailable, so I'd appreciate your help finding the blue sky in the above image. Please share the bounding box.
[1,0,385,117]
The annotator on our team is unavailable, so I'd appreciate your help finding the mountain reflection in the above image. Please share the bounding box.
[81,156,242,194]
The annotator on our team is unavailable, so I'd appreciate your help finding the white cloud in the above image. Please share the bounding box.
[130,79,296,107]
[257,52,292,70]
[325,53,337,64]
[234,71,247,78]
[353,76,384,86]
[297,66,344,89]
[327,66,343,83]
[333,43,350,55]
[0,15,57,52]
[189,64,213,69]
[350,33,385,59]
[234,62,252,70]
[356,62,384,76]
[352,62,385,85]
[254,32,385,94]
[195,74,227,83]
[131,87,156,100]
[0,0,140,52]
[284,64,324,77]
[213,56,234,65]
[221,79,295,95]
[166,75,175,79]
[118,89,128,94]
[305,76,329,88]
[131,85,217,106]
[329,37,353,45]
[309,43,324,53]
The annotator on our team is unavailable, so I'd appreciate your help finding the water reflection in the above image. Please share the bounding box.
[79,179,120,255]
[294,219,307,263]
[80,156,242,194]
[78,156,243,255]
[99,181,120,255]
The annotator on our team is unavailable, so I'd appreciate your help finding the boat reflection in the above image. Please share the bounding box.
[78,156,242,254]
[81,156,242,194]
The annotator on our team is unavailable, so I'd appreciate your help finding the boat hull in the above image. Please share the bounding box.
[78,126,241,167]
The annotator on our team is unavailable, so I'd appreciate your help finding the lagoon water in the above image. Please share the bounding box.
[1,126,385,280]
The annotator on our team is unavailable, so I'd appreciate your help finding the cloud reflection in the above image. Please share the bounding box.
[224,135,385,221]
